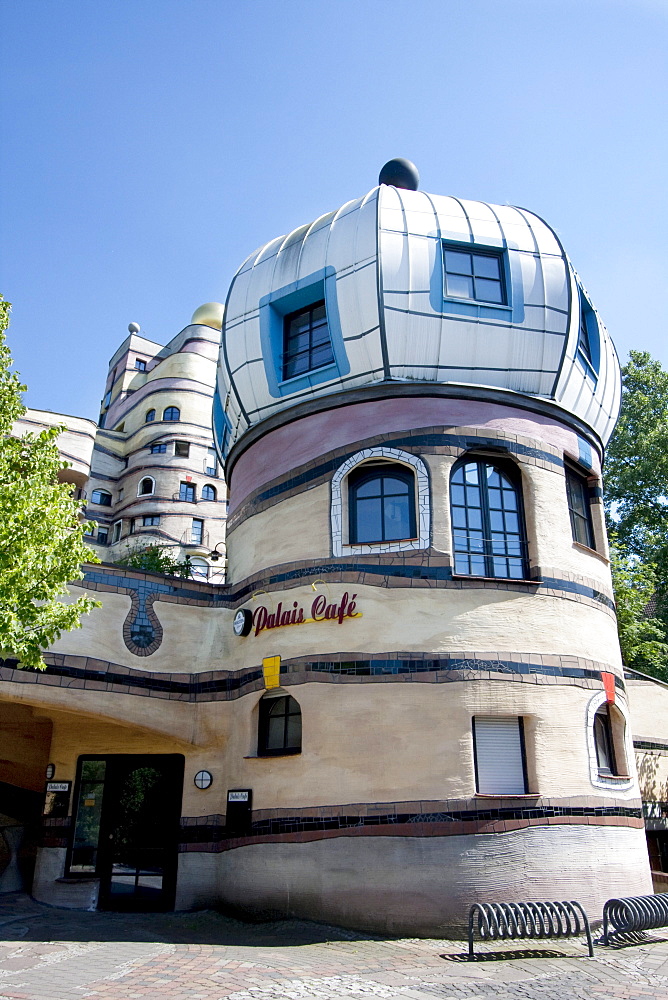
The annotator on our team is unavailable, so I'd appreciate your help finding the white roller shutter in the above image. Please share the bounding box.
[474,716,527,794]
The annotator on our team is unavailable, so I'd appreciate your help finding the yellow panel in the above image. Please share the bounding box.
[262,656,281,690]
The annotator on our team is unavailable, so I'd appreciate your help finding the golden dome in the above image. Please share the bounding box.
[190,302,224,330]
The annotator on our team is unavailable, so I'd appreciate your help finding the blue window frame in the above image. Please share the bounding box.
[260,267,349,398]
[443,247,506,304]
[202,484,216,502]
[163,406,180,421]
[179,481,196,502]
[349,464,416,544]
[142,515,160,527]
[450,458,527,579]
[577,290,600,377]
[145,409,156,423]
[150,443,167,454]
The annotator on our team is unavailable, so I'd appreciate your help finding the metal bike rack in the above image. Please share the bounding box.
[602,894,668,944]
[468,900,594,959]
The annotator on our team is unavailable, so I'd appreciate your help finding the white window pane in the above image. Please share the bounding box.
[475,717,526,794]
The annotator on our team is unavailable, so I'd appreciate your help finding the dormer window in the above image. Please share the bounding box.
[282,302,334,381]
[443,247,506,305]
[134,358,146,371]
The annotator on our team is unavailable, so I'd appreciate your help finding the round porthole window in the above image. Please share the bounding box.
[194,770,213,790]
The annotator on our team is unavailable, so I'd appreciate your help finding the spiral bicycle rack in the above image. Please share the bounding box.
[602,894,668,944]
[468,900,594,959]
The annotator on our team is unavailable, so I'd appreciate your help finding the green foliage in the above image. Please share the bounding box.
[605,350,668,677]
[605,350,668,582]
[0,296,100,670]
[609,539,668,679]
[114,543,192,578]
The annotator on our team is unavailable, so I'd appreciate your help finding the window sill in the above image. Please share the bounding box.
[597,771,632,781]
[244,751,302,759]
[572,541,609,564]
[474,793,540,799]
[451,573,540,585]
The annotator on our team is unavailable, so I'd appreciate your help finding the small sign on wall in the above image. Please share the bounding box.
[43,781,71,819]
[226,788,252,836]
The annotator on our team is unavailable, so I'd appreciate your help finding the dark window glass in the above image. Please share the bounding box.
[112,521,122,543]
[91,489,112,506]
[70,759,106,872]
[594,707,616,775]
[135,358,146,371]
[129,519,136,534]
[202,484,216,501]
[138,477,154,496]
[282,301,334,381]
[98,411,107,428]
[179,482,196,502]
[150,443,167,454]
[175,441,190,457]
[163,406,180,421]
[258,695,302,756]
[103,390,112,408]
[96,528,109,545]
[444,248,505,304]
[566,466,595,549]
[145,409,156,423]
[191,519,204,544]
[451,459,527,579]
[349,464,416,544]
[143,515,160,527]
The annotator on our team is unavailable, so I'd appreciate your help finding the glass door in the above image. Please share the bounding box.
[70,755,184,912]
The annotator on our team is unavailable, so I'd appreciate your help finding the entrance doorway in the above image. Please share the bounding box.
[69,755,184,911]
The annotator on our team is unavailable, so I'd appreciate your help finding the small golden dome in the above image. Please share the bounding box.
[190,302,224,330]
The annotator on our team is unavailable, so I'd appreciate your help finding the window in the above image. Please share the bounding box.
[189,558,209,580]
[143,515,160,527]
[282,301,334,381]
[174,441,190,458]
[150,443,167,454]
[443,248,506,305]
[202,484,216,502]
[129,518,136,534]
[163,406,180,421]
[594,706,616,775]
[112,521,122,543]
[135,358,146,371]
[96,528,109,545]
[103,389,112,408]
[91,489,112,506]
[145,409,156,423]
[206,448,217,476]
[473,717,528,794]
[451,458,527,579]
[179,482,196,502]
[258,695,302,756]
[117,488,124,501]
[98,411,107,428]
[565,464,595,549]
[137,477,154,496]
[349,464,416,544]
[577,291,600,375]
[70,759,106,872]
[191,518,204,544]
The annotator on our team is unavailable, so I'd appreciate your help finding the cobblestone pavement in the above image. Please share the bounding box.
[1,894,668,1000]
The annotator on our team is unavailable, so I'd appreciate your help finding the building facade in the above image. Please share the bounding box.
[1,162,666,933]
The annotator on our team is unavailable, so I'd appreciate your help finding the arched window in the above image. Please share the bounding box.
[145,409,156,423]
[594,706,616,775]
[90,489,112,506]
[137,476,155,496]
[258,694,302,756]
[348,463,416,544]
[450,457,527,579]
[201,484,216,502]
[163,406,180,422]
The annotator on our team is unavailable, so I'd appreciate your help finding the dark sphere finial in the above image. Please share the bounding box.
[378,158,420,191]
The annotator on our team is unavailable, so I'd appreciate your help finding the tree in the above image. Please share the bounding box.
[115,543,192,578]
[0,297,100,669]
[605,350,668,678]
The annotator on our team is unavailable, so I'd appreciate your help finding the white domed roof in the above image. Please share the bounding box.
[214,184,620,463]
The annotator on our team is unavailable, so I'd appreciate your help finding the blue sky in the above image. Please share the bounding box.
[2,0,667,419]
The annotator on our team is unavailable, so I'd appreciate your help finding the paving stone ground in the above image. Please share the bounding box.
[1,894,668,1000]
